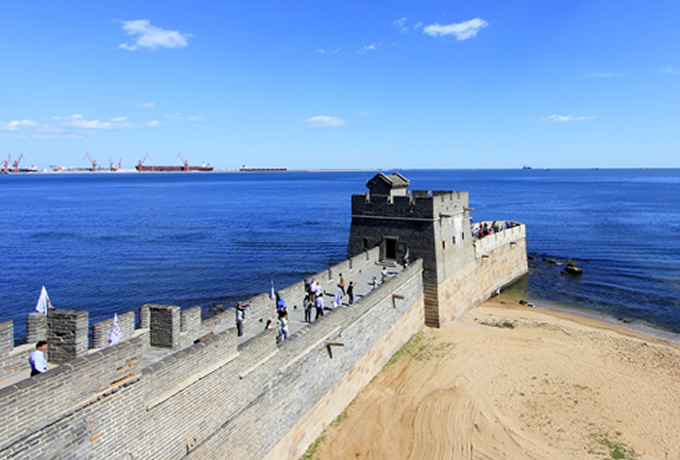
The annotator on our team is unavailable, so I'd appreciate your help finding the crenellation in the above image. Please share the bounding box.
[26,312,47,343]
[46,310,89,364]
[0,321,12,361]
[180,306,202,348]
[139,303,151,329]
[149,304,180,349]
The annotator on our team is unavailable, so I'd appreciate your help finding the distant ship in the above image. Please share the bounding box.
[522,165,532,170]
[136,164,214,172]
[135,153,214,172]
[239,165,287,172]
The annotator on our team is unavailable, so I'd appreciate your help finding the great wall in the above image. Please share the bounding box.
[0,173,528,459]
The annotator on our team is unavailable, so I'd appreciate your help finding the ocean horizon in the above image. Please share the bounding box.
[1,168,679,343]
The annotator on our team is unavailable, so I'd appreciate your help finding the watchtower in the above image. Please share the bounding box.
[347,172,475,327]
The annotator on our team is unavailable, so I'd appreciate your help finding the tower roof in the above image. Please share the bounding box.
[366,172,410,191]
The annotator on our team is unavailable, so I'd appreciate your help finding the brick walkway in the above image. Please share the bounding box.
[238,261,405,344]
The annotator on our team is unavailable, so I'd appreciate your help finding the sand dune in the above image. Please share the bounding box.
[310,296,680,459]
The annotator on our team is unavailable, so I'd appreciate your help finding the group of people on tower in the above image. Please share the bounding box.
[474,221,518,239]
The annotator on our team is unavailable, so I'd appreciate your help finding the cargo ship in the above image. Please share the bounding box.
[239,165,287,172]
[136,164,214,172]
[135,153,214,172]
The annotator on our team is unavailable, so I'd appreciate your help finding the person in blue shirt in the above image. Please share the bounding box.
[276,292,287,318]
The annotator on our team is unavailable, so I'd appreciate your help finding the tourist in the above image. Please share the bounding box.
[339,273,345,295]
[381,267,388,283]
[371,276,379,290]
[276,292,287,318]
[304,293,313,322]
[305,279,313,300]
[29,341,47,376]
[315,294,324,320]
[278,311,289,342]
[235,301,250,337]
[347,281,355,305]
[314,280,323,300]
[334,284,343,308]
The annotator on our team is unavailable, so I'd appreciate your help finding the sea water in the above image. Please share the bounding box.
[1,169,679,342]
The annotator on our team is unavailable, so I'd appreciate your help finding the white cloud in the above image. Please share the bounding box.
[305,115,346,127]
[164,112,203,121]
[164,113,203,121]
[147,120,160,127]
[0,119,38,131]
[315,48,340,54]
[33,133,85,140]
[658,66,678,74]
[52,114,131,129]
[423,18,488,40]
[546,114,596,122]
[139,102,155,108]
[359,43,379,54]
[119,20,190,51]
[393,17,408,33]
[414,22,423,30]
[1,114,135,139]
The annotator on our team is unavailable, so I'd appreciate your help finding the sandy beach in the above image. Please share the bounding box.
[309,296,680,459]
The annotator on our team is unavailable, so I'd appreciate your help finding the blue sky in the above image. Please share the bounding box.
[1,1,678,170]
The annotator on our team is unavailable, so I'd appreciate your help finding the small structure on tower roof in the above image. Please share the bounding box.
[365,172,410,198]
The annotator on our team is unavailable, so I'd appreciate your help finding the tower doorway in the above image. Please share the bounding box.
[384,238,397,260]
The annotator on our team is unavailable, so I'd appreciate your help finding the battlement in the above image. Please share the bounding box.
[0,245,384,388]
[0,249,425,459]
[351,189,470,220]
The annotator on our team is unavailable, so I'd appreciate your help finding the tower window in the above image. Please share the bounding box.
[442,240,446,249]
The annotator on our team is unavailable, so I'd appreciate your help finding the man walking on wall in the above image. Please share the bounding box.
[235,302,250,337]
[29,341,47,376]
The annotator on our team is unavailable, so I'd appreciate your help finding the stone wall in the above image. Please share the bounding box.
[432,227,528,326]
[0,257,425,460]
[0,333,146,457]
[0,208,527,459]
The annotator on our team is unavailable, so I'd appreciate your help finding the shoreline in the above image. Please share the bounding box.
[524,294,680,346]
[496,293,680,348]
[310,292,680,459]
[499,280,680,345]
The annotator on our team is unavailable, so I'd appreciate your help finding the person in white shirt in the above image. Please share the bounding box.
[29,341,47,376]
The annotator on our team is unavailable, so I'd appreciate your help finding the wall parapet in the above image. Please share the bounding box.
[0,334,145,453]
[473,223,526,258]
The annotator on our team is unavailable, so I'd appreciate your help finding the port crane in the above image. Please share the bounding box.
[176,153,189,171]
[137,153,151,170]
[1,154,10,174]
[12,153,25,172]
[84,152,97,171]
[109,157,122,171]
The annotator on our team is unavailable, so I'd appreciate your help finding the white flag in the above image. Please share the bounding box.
[35,285,51,315]
[108,313,122,347]
[270,280,275,300]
